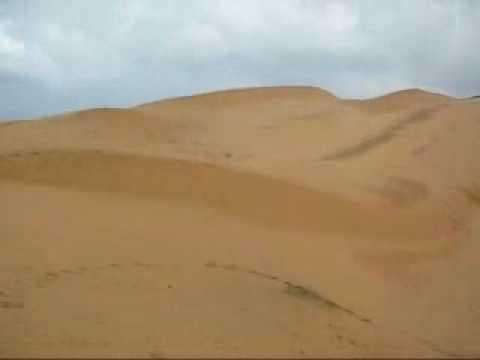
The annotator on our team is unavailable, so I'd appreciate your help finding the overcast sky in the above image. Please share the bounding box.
[1,0,479,119]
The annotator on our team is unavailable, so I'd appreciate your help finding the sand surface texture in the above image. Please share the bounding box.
[1,87,480,357]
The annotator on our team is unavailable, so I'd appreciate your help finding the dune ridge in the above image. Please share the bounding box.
[0,148,442,242]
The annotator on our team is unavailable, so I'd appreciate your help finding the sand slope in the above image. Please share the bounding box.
[1,87,480,357]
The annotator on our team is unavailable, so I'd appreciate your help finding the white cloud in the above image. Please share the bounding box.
[0,21,25,73]
[0,31,24,55]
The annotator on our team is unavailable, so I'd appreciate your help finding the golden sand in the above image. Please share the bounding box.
[1,87,479,357]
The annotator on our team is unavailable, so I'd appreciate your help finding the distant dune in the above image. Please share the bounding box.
[1,86,480,358]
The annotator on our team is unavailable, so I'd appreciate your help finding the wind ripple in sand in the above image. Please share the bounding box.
[323,107,441,161]
[204,261,372,323]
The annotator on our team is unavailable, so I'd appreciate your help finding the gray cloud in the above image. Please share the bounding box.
[1,0,479,119]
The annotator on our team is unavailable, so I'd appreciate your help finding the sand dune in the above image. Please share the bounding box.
[1,86,480,357]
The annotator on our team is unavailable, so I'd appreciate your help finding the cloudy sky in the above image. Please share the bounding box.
[1,0,479,119]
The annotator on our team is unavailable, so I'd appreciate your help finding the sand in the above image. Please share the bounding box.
[1,86,480,358]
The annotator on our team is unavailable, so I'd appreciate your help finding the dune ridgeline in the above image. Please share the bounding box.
[1,86,480,357]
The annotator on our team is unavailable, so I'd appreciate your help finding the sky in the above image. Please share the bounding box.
[1,0,479,119]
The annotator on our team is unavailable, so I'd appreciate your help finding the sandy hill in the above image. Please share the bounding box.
[1,86,480,358]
